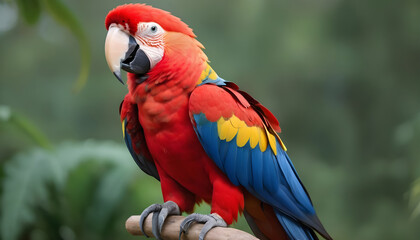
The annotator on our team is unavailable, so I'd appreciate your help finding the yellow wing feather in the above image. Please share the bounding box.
[216,114,284,153]
[249,127,260,148]
[236,126,252,147]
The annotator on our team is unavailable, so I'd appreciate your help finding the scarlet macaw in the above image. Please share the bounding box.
[104,4,332,240]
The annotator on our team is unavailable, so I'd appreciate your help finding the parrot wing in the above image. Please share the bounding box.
[189,82,331,239]
[120,95,159,180]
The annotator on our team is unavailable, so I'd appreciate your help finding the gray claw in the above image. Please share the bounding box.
[140,204,162,238]
[179,213,227,240]
[139,201,180,239]
[158,201,180,232]
[152,211,161,239]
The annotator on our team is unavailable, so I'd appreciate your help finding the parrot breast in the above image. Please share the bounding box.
[135,83,215,202]
[126,45,217,202]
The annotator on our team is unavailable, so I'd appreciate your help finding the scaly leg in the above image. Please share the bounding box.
[179,213,227,240]
[139,201,180,239]
[141,168,195,239]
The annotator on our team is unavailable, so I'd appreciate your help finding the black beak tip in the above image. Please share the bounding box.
[113,72,125,85]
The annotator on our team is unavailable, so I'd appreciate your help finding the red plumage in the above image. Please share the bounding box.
[105,4,195,37]
[113,5,244,224]
[108,4,331,240]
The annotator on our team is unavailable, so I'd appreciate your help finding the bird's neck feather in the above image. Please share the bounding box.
[126,32,208,130]
[128,32,207,98]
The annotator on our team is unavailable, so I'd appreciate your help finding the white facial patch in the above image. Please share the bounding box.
[140,42,164,68]
[135,22,165,68]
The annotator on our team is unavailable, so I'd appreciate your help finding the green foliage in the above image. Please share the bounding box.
[396,113,420,220]
[42,0,90,92]
[2,0,420,239]
[10,0,90,91]
[0,106,52,149]
[0,140,140,240]
[16,0,41,24]
[409,178,420,219]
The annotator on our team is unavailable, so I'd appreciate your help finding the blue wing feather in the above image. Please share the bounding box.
[120,99,159,181]
[251,148,264,194]
[276,212,316,240]
[123,118,160,180]
[236,145,252,187]
[193,114,222,167]
[263,152,278,193]
[191,112,328,239]
[278,150,314,213]
[224,140,239,185]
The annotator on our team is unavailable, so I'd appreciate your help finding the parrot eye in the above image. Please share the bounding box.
[146,23,161,35]
[137,22,164,37]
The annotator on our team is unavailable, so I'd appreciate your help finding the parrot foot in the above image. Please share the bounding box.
[139,201,180,240]
[179,213,227,240]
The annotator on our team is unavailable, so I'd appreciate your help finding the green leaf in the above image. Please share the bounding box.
[409,178,420,219]
[16,0,42,24]
[42,0,91,92]
[0,105,52,149]
[0,140,135,240]
[1,149,54,240]
[10,113,53,150]
[85,164,135,234]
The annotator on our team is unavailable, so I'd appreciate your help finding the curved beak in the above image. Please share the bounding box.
[105,26,150,84]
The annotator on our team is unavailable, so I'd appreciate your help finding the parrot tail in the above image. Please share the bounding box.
[275,211,319,240]
[244,191,319,240]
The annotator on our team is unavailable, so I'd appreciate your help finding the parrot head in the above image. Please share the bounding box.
[105,4,205,85]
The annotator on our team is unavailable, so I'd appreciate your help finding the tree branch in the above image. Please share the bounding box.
[126,215,258,240]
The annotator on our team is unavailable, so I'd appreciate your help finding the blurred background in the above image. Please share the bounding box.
[1,0,420,239]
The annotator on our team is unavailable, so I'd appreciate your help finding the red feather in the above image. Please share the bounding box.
[222,82,281,132]
[190,84,264,128]
[105,4,195,37]
[106,4,330,240]
[107,5,244,224]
